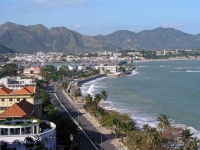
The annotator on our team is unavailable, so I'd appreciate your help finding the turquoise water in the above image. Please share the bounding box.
[81,60,200,137]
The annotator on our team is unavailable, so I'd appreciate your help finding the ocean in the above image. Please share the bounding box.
[80,60,200,138]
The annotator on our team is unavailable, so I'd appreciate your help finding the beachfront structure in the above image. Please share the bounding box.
[0,100,56,150]
[0,76,37,90]
[23,66,41,76]
[0,86,42,118]
[98,61,121,74]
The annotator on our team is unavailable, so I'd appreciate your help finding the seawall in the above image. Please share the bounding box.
[77,74,106,86]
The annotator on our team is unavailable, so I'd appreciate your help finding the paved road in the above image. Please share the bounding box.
[46,85,117,150]
[46,87,98,150]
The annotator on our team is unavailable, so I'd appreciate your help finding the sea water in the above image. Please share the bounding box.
[80,60,200,138]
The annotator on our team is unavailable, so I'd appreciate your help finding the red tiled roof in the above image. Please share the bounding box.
[24,86,35,93]
[12,86,35,95]
[0,100,37,119]
[0,87,13,95]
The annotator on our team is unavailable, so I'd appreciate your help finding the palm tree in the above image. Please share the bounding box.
[184,137,200,150]
[157,114,171,133]
[100,90,108,102]
[146,127,162,150]
[33,135,47,150]
[181,129,194,144]
[24,136,35,147]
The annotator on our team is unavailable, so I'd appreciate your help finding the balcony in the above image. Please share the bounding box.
[0,119,56,150]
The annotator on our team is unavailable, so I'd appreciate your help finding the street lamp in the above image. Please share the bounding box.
[101,130,102,148]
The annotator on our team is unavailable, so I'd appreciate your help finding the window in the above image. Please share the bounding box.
[17,98,20,101]
[23,98,26,101]
[9,98,12,102]
[1,98,5,102]
[0,107,7,110]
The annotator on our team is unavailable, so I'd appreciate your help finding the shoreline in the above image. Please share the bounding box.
[133,56,200,63]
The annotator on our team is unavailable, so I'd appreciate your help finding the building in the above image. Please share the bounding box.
[98,61,121,74]
[23,66,41,76]
[0,86,42,118]
[0,100,56,150]
[0,76,37,90]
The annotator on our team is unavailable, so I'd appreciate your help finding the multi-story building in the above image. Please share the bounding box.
[0,100,56,150]
[0,76,37,90]
[0,86,42,118]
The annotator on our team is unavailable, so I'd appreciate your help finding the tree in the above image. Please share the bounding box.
[33,135,47,150]
[0,63,18,77]
[74,87,82,97]
[157,114,171,133]
[146,128,162,150]
[184,137,200,150]
[100,90,108,102]
[180,129,194,144]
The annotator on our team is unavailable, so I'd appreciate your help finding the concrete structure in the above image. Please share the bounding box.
[98,61,120,74]
[0,100,56,150]
[0,76,37,90]
[0,86,42,118]
[23,66,41,76]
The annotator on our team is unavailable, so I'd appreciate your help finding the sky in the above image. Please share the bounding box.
[1,0,200,36]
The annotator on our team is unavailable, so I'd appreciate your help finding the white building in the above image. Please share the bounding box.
[98,63,119,74]
[0,77,36,90]
[0,100,56,150]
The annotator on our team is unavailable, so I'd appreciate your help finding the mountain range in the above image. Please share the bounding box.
[0,22,200,54]
[0,44,15,54]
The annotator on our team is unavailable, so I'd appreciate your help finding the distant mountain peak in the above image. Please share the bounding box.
[0,22,200,53]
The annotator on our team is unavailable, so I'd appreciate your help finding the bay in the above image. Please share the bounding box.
[80,60,200,138]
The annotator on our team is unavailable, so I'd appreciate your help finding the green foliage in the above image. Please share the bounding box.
[40,90,78,148]
[0,63,18,77]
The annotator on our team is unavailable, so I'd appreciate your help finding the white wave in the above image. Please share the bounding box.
[127,70,139,76]
[186,70,200,72]
[160,65,165,67]
[172,124,200,139]
[87,84,96,95]
[132,70,138,75]
[101,100,200,138]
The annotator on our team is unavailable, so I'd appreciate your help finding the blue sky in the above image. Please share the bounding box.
[1,0,200,36]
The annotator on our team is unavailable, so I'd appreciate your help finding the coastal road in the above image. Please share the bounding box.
[46,85,117,150]
[45,86,99,150]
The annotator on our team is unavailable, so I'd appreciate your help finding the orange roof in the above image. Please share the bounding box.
[0,87,13,95]
[24,86,35,93]
[0,100,37,119]
[24,66,41,71]
[12,86,35,95]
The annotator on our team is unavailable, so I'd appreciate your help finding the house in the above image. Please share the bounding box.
[23,66,41,76]
[0,100,56,150]
[0,86,42,118]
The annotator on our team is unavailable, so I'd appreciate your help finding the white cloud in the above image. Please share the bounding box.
[34,0,86,6]
[162,22,186,28]
[74,24,85,29]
